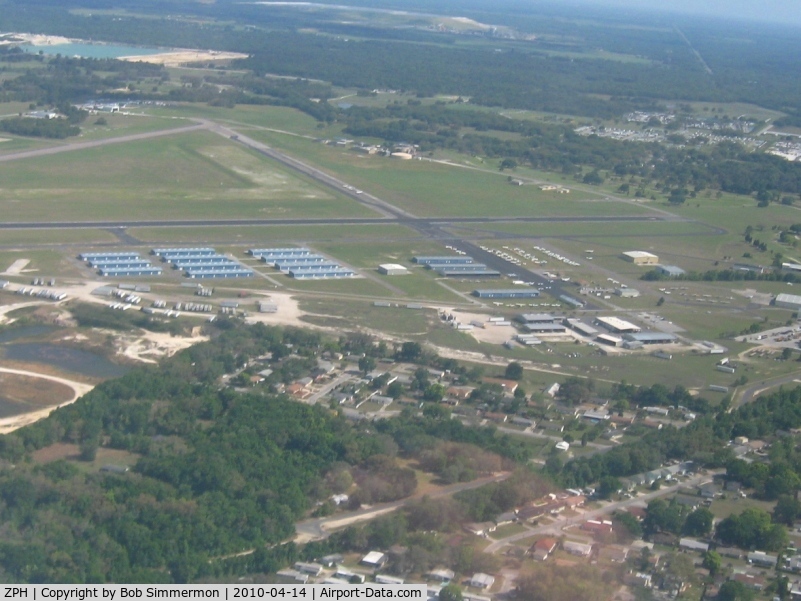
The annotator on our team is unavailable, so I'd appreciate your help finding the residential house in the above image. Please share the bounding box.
[733,573,765,591]
[627,506,647,521]
[599,546,629,563]
[427,569,455,584]
[716,547,742,560]
[447,386,474,401]
[464,522,496,537]
[496,511,517,526]
[469,573,495,590]
[541,421,565,433]
[294,562,323,576]
[698,483,721,499]
[530,538,558,561]
[679,538,709,553]
[319,554,343,567]
[482,377,519,395]
[624,573,652,588]
[747,551,778,568]
[581,520,613,535]
[361,551,388,569]
[563,541,593,557]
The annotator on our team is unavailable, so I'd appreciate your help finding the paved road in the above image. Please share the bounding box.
[483,470,719,553]
[494,425,611,454]
[0,122,205,164]
[0,215,668,230]
[295,472,511,542]
[305,373,353,405]
[734,372,801,407]
[0,115,699,313]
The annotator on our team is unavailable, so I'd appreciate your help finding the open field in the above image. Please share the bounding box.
[156,103,342,139]
[0,372,73,418]
[470,218,714,239]
[299,299,438,336]
[0,130,368,222]
[129,223,420,244]
[0,229,119,247]
[0,250,88,280]
[230,128,660,219]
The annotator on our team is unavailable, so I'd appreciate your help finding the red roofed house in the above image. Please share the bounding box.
[530,538,558,561]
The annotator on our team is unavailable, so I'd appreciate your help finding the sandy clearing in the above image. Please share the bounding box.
[0,33,72,46]
[3,259,30,275]
[0,367,94,435]
[244,292,307,328]
[116,330,210,364]
[120,50,248,66]
[449,309,517,344]
[0,300,48,324]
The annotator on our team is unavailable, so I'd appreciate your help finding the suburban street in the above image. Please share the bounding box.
[483,470,720,553]
[294,472,511,543]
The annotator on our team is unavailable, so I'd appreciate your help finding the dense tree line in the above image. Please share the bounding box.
[0,322,534,582]
[555,386,801,490]
[642,267,801,283]
[0,116,78,138]
[2,0,801,118]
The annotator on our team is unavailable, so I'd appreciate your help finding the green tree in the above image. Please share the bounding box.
[702,550,722,576]
[597,476,621,500]
[683,507,714,537]
[359,356,377,375]
[504,362,524,380]
[773,495,801,526]
[615,511,643,538]
[717,580,754,601]
[398,342,423,362]
[439,584,463,601]
[499,158,518,171]
[387,381,404,399]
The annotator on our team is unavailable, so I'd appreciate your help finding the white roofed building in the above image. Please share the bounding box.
[621,251,659,265]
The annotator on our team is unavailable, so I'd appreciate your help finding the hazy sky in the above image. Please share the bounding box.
[576,0,800,25]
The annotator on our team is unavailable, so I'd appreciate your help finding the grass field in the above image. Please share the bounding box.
[0,130,369,222]
[229,128,661,219]
[0,229,119,246]
[155,103,342,139]
[129,223,419,244]
[0,250,87,280]
[299,298,438,336]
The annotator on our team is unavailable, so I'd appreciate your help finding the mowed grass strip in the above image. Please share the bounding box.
[0,229,118,246]
[128,223,421,244]
[236,129,656,218]
[0,130,367,222]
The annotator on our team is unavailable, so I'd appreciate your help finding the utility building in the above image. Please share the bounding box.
[378,264,409,275]
[595,316,641,333]
[249,247,310,258]
[775,293,801,310]
[657,265,686,277]
[437,266,500,277]
[80,252,141,262]
[184,267,254,279]
[413,256,474,265]
[621,251,659,265]
[473,289,540,299]
[152,247,216,258]
[623,332,677,344]
[100,267,163,277]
